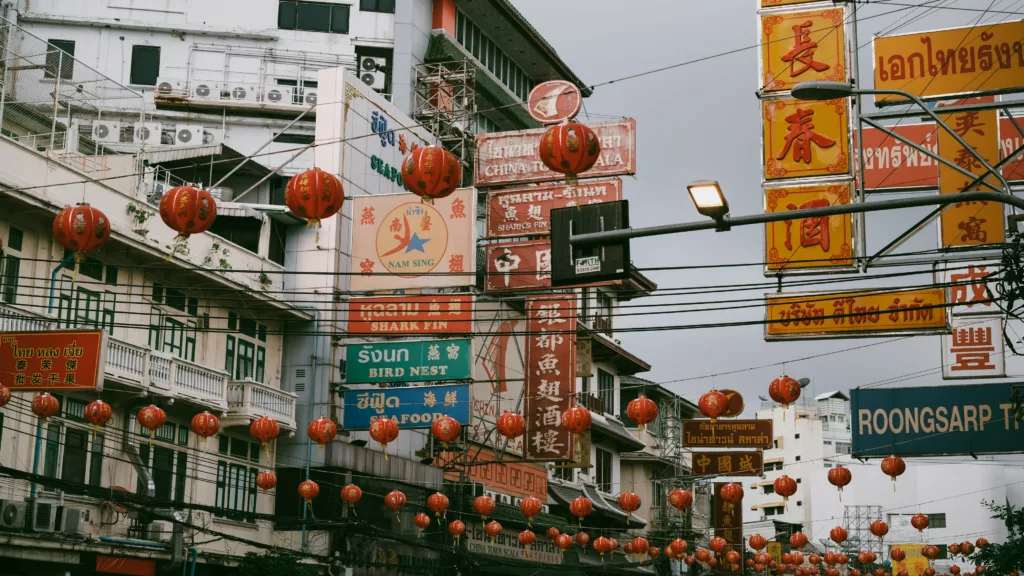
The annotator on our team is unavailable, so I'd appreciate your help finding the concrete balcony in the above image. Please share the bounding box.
[223,379,297,431]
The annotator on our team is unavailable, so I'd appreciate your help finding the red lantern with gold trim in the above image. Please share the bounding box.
[384,490,407,519]
[950,568,961,576]
[881,456,907,487]
[0,384,9,407]
[976,537,989,549]
[401,145,462,201]
[190,411,219,449]
[255,470,276,493]
[699,390,728,423]
[830,527,848,545]
[369,416,399,459]
[726,550,742,565]
[430,415,460,449]
[790,532,809,549]
[627,393,658,431]
[750,534,768,551]
[250,415,280,459]
[556,533,572,556]
[473,495,496,521]
[696,549,713,564]
[137,404,167,442]
[307,417,337,449]
[414,513,431,532]
[519,529,536,549]
[546,527,560,541]
[341,484,362,514]
[485,520,503,543]
[594,536,612,560]
[921,545,940,560]
[769,375,801,408]
[810,555,822,566]
[84,400,112,429]
[575,532,590,549]
[775,475,798,502]
[669,488,694,517]
[539,122,601,185]
[671,539,689,556]
[911,513,929,532]
[828,465,852,499]
[649,546,661,559]
[496,410,525,439]
[617,491,641,524]
[870,520,889,541]
[298,480,319,505]
[53,203,110,273]
[569,496,593,527]
[519,495,542,525]
[721,483,744,514]
[159,186,217,255]
[891,548,906,562]
[838,554,849,565]
[285,168,345,231]
[427,492,449,520]
[632,537,649,556]
[791,552,805,566]
[448,519,465,545]
[960,541,975,555]
[562,405,592,434]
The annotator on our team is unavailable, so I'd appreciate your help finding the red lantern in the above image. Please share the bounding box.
[792,552,805,566]
[496,410,525,439]
[699,390,728,423]
[838,554,849,565]
[759,553,774,565]
[824,552,838,566]
[827,465,852,497]
[52,203,110,268]
[569,496,592,526]
[307,417,337,448]
[160,185,217,238]
[696,549,713,563]
[632,537,649,556]
[431,415,461,448]
[298,479,319,503]
[827,569,840,576]
[401,145,462,201]
[561,405,592,433]
[948,543,961,556]
[874,570,886,576]
[686,555,697,566]
[255,470,277,493]
[627,394,658,430]
[369,416,399,459]
[899,571,909,576]
[190,411,220,447]
[485,521,502,543]
[0,384,9,407]
[976,568,986,576]
[830,526,848,545]
[721,483,744,514]
[783,554,793,565]
[285,168,345,231]
[960,541,975,555]
[427,492,449,519]
[609,537,619,552]
[414,513,431,532]
[769,375,801,407]
[594,536,612,559]
[870,520,889,540]
[84,400,112,429]
[750,534,768,551]
[649,547,661,559]
[923,569,935,576]
[137,404,167,440]
[547,527,560,540]
[950,569,961,576]
[790,532,808,549]
[250,416,280,457]
[810,555,822,566]
[726,550,741,565]
[911,513,929,532]
[758,565,769,574]
[748,559,757,568]
[617,491,641,524]
[976,537,988,549]
[850,570,863,576]
[881,456,907,486]
[519,529,536,548]
[519,495,542,524]
[448,519,465,544]
[891,548,906,562]
[341,484,362,513]
[473,495,496,520]
[575,532,590,549]
[671,538,689,556]
[774,475,798,502]
[556,533,573,554]
[857,552,871,565]
[922,546,940,560]
[385,490,407,518]
[669,488,694,517]
[710,537,727,554]
[539,122,601,185]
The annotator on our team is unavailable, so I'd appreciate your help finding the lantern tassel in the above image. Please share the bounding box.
[264,441,271,462]
[350,503,358,517]
[395,512,400,523]
[71,252,84,283]
[566,174,578,186]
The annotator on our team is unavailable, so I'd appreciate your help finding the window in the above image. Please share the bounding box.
[795,433,800,439]
[131,414,189,502]
[75,287,101,328]
[454,9,534,101]
[823,440,832,445]
[360,0,394,12]
[147,283,198,362]
[7,227,23,251]
[2,255,19,304]
[824,462,833,468]
[927,513,946,529]
[596,448,613,493]
[765,505,784,517]
[580,288,591,322]
[226,318,268,383]
[45,39,75,80]
[215,435,260,520]
[597,369,614,415]
[835,441,851,455]
[552,464,573,483]
[797,500,803,506]
[580,376,590,395]
[42,399,104,492]
[763,484,775,495]
[278,1,350,34]
[130,45,161,86]
[795,456,801,461]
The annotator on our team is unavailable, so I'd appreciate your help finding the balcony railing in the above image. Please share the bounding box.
[224,379,297,431]
[593,315,613,337]
[575,392,605,414]
[149,352,227,410]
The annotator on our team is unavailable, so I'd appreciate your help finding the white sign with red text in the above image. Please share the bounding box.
[942,262,1001,316]
[942,316,1005,379]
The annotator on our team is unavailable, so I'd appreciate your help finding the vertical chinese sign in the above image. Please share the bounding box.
[764,182,854,271]
[763,98,851,181]
[760,7,847,93]
[523,295,576,462]
[714,482,743,552]
[941,262,1005,380]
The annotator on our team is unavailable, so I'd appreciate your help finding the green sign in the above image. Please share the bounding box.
[851,382,1024,457]
[345,338,472,384]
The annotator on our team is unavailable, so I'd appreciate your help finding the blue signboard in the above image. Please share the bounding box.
[342,383,471,430]
[851,382,1024,457]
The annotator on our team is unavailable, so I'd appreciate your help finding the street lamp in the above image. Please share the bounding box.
[687,180,730,229]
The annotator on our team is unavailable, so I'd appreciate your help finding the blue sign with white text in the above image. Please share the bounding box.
[342,383,471,430]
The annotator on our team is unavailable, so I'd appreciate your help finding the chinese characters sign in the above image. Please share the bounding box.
[523,295,577,462]
[0,331,106,391]
[765,182,854,271]
[475,119,636,187]
[942,316,1004,379]
[764,98,850,180]
[714,482,743,550]
[341,383,470,429]
[937,103,1003,248]
[692,450,763,477]
[485,179,622,238]
[345,339,472,384]
[765,288,948,340]
[682,420,773,448]
[434,447,548,500]
[485,240,553,293]
[347,295,474,336]
[761,8,846,92]
[350,188,476,291]
[945,262,1000,315]
[857,124,939,190]
[872,20,1024,102]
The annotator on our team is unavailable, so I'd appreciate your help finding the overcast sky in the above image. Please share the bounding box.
[511,0,1024,413]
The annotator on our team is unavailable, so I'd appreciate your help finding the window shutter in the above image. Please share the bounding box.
[215,461,226,509]
[255,346,266,383]
[225,336,235,374]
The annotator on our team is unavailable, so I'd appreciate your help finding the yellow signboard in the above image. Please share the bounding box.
[937,99,1004,248]
[761,8,847,92]
[891,544,929,576]
[873,20,1024,102]
[762,0,822,6]
[764,98,850,180]
[765,288,948,339]
[765,182,854,271]
[767,542,783,565]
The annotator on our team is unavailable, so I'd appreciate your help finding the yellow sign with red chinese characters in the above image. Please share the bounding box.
[764,98,850,180]
[765,183,853,271]
[937,101,1003,248]
[890,544,929,576]
[761,8,846,92]
[765,288,948,340]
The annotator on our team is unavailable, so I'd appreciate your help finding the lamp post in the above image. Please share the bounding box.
[687,180,730,231]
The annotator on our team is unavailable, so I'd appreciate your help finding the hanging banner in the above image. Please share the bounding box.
[764,182,854,272]
[471,301,527,455]
[485,179,623,238]
[474,119,636,187]
[346,295,474,336]
[941,315,1005,379]
[760,7,847,93]
[0,330,107,391]
[872,20,1024,102]
[344,339,473,384]
[523,295,577,462]
[349,188,476,291]
[764,98,851,180]
[434,447,548,500]
[713,482,743,551]
[764,288,948,340]
[858,124,940,190]
[341,384,471,430]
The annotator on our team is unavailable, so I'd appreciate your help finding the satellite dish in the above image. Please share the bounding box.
[798,378,812,388]
[758,395,768,402]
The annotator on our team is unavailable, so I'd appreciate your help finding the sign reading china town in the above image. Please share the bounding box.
[349,189,477,291]
[485,179,622,238]
[465,522,562,565]
[346,295,474,336]
[527,80,583,124]
[764,288,948,340]
[523,295,576,462]
[475,119,636,187]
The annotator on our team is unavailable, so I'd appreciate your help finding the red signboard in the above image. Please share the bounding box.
[524,295,576,462]
[714,482,743,552]
[0,330,105,390]
[486,179,623,238]
[475,119,636,188]
[434,447,548,500]
[1003,118,1024,182]
[485,240,552,293]
[527,80,583,125]
[347,295,474,336]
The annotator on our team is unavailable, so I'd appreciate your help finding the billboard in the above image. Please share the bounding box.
[341,384,470,430]
[434,447,548,500]
[764,182,854,271]
[764,98,851,180]
[349,188,476,291]
[760,7,847,93]
[714,482,743,550]
[941,316,1004,379]
[850,382,1024,457]
[485,179,622,238]
[346,295,474,336]
[764,288,948,340]
[890,544,929,576]
[683,420,773,448]
[523,295,576,462]
[692,451,764,477]
[474,119,636,187]
[872,21,1024,102]
[858,124,940,190]
[345,339,473,384]
[485,240,553,293]
[470,301,527,456]
[0,330,106,391]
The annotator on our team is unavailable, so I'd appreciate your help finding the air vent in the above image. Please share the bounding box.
[295,368,306,378]
[295,382,306,393]
[294,367,306,393]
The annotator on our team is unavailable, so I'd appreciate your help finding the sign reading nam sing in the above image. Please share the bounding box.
[0,330,106,390]
[850,382,1024,457]
[345,339,472,384]
[346,295,474,336]
[485,179,623,238]
[341,384,470,430]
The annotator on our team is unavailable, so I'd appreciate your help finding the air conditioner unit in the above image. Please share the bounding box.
[147,520,173,542]
[302,89,318,106]
[31,499,58,532]
[61,507,88,536]
[358,55,387,90]
[92,121,121,143]
[174,125,203,146]
[485,490,499,503]
[0,500,26,529]
[134,122,162,146]
[541,504,550,515]
[264,86,293,105]
[155,78,185,97]
[228,84,258,102]
[192,81,220,100]
[148,181,170,206]
[202,128,225,146]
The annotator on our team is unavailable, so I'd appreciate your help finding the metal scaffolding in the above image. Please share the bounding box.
[843,504,884,557]
[413,60,477,186]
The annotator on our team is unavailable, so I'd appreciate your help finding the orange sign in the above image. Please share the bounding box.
[873,20,1024,102]
[765,182,853,271]
[761,0,823,6]
[765,288,948,339]
[761,8,846,92]
[764,98,850,180]
[346,295,474,335]
[0,330,106,390]
[434,448,549,501]
[890,544,930,576]
[938,100,1003,248]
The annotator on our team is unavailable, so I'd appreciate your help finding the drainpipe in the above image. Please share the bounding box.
[294,305,319,554]
[183,546,197,576]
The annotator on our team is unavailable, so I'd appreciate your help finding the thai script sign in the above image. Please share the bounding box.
[350,188,476,291]
[345,339,472,384]
[764,98,851,180]
[851,382,1024,457]
[873,20,1024,102]
[764,288,948,340]
[682,420,774,448]
[434,447,548,500]
[765,182,854,271]
[761,7,847,93]
[346,295,474,336]
[523,295,576,462]
[465,522,562,564]
[714,482,743,551]
[470,302,527,456]
[0,330,106,391]
[341,383,470,430]
[858,124,940,190]
[475,119,636,187]
[692,451,764,477]
[942,316,1005,379]
[485,179,622,238]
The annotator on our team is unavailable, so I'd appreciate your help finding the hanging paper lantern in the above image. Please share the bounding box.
[949,568,961,576]
[298,479,320,504]
[850,570,862,576]
[837,554,849,565]
[575,532,590,549]
[430,414,461,449]
[307,417,337,448]
[790,532,809,549]
[496,410,526,439]
[791,552,805,566]
[569,496,593,526]
[710,537,727,554]
[519,529,536,549]
[686,555,696,566]
[726,550,741,565]
[369,416,399,459]
[159,186,217,256]
[556,533,573,556]
[825,552,838,566]
[923,569,935,576]
[401,145,462,201]
[783,554,793,565]
[810,555,822,566]
[546,527,560,541]
[874,570,886,576]
[519,495,542,525]
[448,519,465,544]
[250,416,280,458]
[671,539,689,556]
[960,541,975,555]
[922,546,940,560]
[976,537,988,549]
[870,520,889,540]
[427,492,449,519]
[485,520,503,543]
[627,393,658,431]
[669,488,694,517]
[881,456,907,486]
[473,494,496,521]
[594,536,612,559]
[561,405,592,435]
[285,168,345,231]
[769,375,802,408]
[949,543,961,556]
[830,526,848,545]
[624,542,636,557]
[721,483,744,514]
[137,404,167,440]
[696,549,713,564]
[83,400,112,429]
[827,465,852,497]
[632,537,649,556]
[857,552,871,565]
[539,122,601,186]
[891,548,906,562]
[699,390,728,423]
[975,568,986,576]
[758,565,769,574]
[0,384,10,407]
[826,569,840,576]
[898,571,909,576]
[748,559,757,568]
[774,475,798,502]
[190,411,220,447]
[414,513,431,532]
[750,534,768,551]
[911,513,929,532]
[53,203,110,269]
[609,537,619,552]
[384,490,407,519]
[649,546,661,559]
[255,470,277,493]
[340,484,362,514]
[617,491,641,524]
[758,553,773,565]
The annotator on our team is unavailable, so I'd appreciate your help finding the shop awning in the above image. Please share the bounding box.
[587,330,651,375]
[591,414,645,452]
[548,482,647,529]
